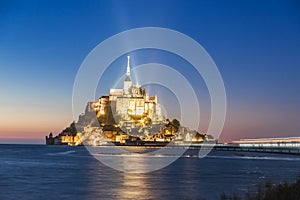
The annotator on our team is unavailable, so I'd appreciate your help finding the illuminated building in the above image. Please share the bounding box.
[61,135,74,144]
[92,56,164,131]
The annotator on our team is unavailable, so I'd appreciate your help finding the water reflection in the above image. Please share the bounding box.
[86,158,152,199]
[117,173,151,199]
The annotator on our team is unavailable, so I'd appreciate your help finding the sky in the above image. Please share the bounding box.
[0,0,300,144]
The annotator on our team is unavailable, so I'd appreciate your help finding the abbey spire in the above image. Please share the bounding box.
[126,55,130,77]
[124,55,132,94]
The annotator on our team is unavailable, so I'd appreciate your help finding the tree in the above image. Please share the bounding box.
[171,119,180,132]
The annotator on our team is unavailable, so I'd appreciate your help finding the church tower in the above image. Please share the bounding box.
[124,56,133,95]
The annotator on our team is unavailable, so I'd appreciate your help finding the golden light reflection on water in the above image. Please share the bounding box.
[117,172,151,199]
[86,156,154,199]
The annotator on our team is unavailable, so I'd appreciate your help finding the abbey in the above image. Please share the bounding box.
[91,56,164,131]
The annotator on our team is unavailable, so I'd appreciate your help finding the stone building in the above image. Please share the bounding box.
[91,56,164,131]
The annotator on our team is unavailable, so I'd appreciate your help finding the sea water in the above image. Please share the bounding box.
[1,144,300,200]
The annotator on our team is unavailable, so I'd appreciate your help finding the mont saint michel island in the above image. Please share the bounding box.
[46,56,216,146]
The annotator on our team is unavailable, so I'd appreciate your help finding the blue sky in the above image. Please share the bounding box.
[0,0,299,143]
